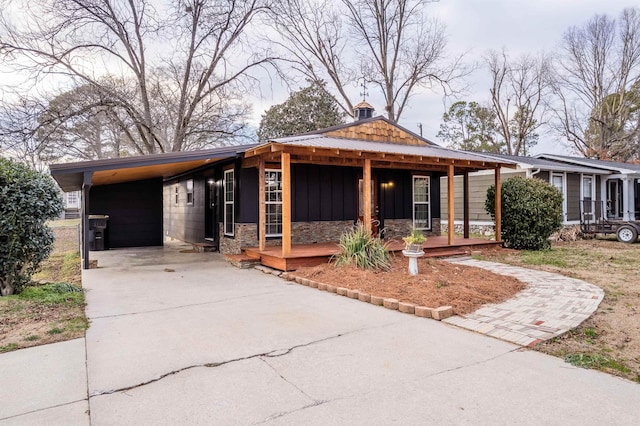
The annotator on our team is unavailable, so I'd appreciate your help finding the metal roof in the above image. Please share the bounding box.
[271,134,516,165]
[475,153,611,174]
[537,154,640,174]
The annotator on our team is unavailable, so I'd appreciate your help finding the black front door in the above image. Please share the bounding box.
[205,178,218,244]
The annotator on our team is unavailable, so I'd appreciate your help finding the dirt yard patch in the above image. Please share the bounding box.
[479,238,640,383]
[0,222,85,353]
[293,256,525,315]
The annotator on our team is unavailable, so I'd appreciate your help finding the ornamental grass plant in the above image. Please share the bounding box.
[333,223,392,271]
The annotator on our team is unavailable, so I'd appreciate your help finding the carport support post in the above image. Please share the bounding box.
[447,164,455,246]
[258,157,266,252]
[81,171,93,270]
[494,166,502,242]
[282,152,292,257]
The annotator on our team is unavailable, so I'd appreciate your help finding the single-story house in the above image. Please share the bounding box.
[51,110,514,270]
[440,153,612,233]
[537,155,640,222]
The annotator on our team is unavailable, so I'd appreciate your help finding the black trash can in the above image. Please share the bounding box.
[88,215,109,251]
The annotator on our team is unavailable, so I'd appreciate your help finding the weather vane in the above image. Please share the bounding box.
[359,77,369,101]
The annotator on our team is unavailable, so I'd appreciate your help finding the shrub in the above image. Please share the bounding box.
[333,223,392,271]
[0,158,63,296]
[485,176,563,250]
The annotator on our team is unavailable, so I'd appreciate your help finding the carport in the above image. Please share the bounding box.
[50,146,253,269]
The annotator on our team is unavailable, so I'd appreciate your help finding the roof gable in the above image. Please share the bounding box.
[300,115,435,146]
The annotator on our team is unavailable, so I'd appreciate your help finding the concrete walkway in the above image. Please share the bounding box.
[0,339,89,425]
[443,258,604,347]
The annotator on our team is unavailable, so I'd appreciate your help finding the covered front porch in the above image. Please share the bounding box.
[241,236,502,271]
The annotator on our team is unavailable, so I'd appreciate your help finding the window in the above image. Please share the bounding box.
[66,192,78,208]
[551,173,564,192]
[175,186,179,204]
[186,179,194,205]
[551,173,566,221]
[224,170,234,236]
[582,175,595,221]
[412,176,430,230]
[265,170,283,236]
[582,176,594,201]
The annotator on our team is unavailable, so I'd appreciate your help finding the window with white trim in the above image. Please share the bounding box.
[551,173,566,221]
[66,191,78,208]
[265,170,283,237]
[582,175,595,221]
[224,170,234,236]
[412,176,431,230]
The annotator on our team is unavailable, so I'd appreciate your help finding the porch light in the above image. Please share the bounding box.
[382,181,394,188]
[207,179,215,185]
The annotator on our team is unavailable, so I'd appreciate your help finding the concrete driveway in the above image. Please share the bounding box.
[5,243,637,425]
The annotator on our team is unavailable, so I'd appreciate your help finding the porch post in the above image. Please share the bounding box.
[447,164,455,245]
[258,157,266,251]
[282,152,292,257]
[81,171,92,270]
[463,170,470,239]
[363,158,372,229]
[494,166,502,242]
[623,177,632,221]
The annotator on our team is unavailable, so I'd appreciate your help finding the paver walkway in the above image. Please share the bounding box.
[443,258,604,347]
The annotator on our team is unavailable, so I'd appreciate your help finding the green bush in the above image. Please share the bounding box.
[0,158,63,296]
[333,223,392,271]
[485,176,563,250]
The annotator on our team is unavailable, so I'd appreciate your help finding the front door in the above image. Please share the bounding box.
[358,176,379,236]
[205,178,218,244]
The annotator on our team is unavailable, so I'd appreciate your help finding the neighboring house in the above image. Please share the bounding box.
[537,155,640,222]
[61,190,81,219]
[440,154,611,231]
[50,111,513,270]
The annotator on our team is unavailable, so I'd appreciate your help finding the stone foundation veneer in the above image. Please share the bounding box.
[441,223,496,238]
[382,218,441,240]
[219,218,442,255]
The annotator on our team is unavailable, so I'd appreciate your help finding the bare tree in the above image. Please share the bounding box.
[270,0,356,116]
[552,7,640,160]
[486,49,551,156]
[0,0,273,156]
[272,0,466,122]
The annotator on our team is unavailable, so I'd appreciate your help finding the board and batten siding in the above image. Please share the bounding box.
[440,171,527,222]
[90,178,163,248]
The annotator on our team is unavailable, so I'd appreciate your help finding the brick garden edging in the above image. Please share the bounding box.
[255,266,455,322]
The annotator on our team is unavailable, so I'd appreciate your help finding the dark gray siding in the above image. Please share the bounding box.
[90,178,163,248]
[164,172,213,244]
[567,173,580,221]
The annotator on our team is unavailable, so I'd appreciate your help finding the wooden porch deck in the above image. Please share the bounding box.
[242,236,501,271]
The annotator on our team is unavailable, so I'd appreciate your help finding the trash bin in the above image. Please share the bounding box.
[88,215,109,251]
